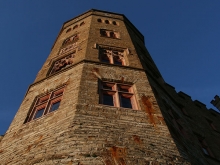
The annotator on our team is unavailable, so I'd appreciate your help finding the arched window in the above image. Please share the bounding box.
[110,32,116,38]
[66,28,71,33]
[63,38,71,46]
[80,22,85,26]
[100,29,108,37]
[112,21,117,25]
[73,25,78,30]
[105,20,109,24]
[97,19,102,23]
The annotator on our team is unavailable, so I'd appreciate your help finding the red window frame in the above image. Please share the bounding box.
[99,48,125,66]
[100,29,119,39]
[26,87,65,122]
[99,81,138,110]
[62,34,79,46]
[49,53,75,75]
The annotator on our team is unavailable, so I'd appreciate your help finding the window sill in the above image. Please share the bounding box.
[24,108,60,124]
[99,104,139,111]
[100,36,121,40]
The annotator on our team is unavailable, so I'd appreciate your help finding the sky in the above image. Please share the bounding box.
[0,1,220,135]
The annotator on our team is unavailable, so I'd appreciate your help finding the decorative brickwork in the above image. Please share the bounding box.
[99,47,125,65]
[49,53,75,75]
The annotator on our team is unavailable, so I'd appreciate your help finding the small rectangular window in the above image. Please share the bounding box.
[196,136,214,157]
[33,108,45,119]
[103,93,114,106]
[99,48,125,65]
[26,86,65,122]
[49,101,60,112]
[100,29,120,39]
[120,94,132,108]
[99,81,137,109]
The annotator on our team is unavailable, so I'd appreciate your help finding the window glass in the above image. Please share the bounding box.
[99,81,136,109]
[120,94,132,108]
[103,93,114,106]
[26,86,65,123]
[202,147,209,155]
[101,54,110,63]
[50,101,60,112]
[113,56,122,65]
[34,108,45,119]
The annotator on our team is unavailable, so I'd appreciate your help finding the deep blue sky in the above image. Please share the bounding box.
[0,1,220,135]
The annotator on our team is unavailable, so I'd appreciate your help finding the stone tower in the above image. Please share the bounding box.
[1,9,220,165]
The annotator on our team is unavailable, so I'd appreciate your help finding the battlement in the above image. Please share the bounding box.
[211,95,220,111]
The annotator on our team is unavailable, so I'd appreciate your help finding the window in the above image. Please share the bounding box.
[97,19,118,25]
[59,43,77,55]
[73,25,78,30]
[66,28,71,33]
[99,48,125,65]
[26,87,65,122]
[62,34,79,46]
[80,22,85,26]
[100,29,120,39]
[206,119,217,131]
[99,81,137,109]
[197,137,213,157]
[112,21,117,25]
[50,53,75,75]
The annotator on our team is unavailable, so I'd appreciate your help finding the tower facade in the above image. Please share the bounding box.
[1,9,220,165]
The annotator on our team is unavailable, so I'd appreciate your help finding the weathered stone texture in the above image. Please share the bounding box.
[1,9,220,165]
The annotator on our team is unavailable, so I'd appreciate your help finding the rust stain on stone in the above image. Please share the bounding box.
[36,135,43,142]
[121,77,124,83]
[92,67,99,73]
[67,161,73,165]
[104,146,126,165]
[104,159,112,165]
[26,144,33,152]
[132,135,142,145]
[157,116,165,125]
[92,67,102,79]
[141,95,156,126]
[25,135,43,152]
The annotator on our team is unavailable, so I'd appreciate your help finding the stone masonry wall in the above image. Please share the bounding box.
[0,62,191,165]
[154,81,220,164]
[0,64,83,164]
[0,9,206,165]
